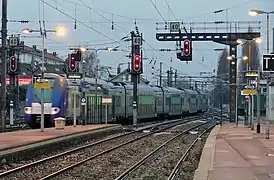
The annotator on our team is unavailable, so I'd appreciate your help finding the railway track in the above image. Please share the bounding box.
[114,120,214,180]
[0,115,205,180]
[167,124,214,180]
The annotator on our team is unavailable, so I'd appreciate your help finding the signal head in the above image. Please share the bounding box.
[183,39,191,56]
[133,54,141,72]
[10,56,17,72]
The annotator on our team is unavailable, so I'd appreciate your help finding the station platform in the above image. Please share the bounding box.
[0,124,122,157]
[194,122,274,180]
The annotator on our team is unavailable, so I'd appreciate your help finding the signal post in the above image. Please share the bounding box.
[7,36,21,125]
[66,49,83,126]
[131,31,143,125]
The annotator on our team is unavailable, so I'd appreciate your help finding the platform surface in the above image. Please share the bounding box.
[0,124,118,151]
[194,122,274,180]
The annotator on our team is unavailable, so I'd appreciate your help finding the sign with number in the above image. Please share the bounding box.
[263,54,274,72]
[9,37,19,47]
[170,22,180,32]
[133,36,142,45]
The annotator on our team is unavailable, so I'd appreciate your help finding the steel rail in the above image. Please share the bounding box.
[114,121,212,180]
[39,117,203,180]
[167,124,215,180]
[0,116,201,178]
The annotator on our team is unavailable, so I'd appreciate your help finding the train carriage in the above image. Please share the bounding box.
[24,73,209,128]
[184,89,199,114]
[166,87,183,117]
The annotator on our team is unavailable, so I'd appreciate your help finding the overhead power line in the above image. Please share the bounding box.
[164,0,177,21]
[149,0,166,22]
[41,0,127,48]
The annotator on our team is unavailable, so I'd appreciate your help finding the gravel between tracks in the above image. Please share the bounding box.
[0,119,198,179]
[53,121,203,180]
[0,119,179,173]
[173,131,210,180]
[0,132,144,180]
[124,124,212,180]
[0,132,123,173]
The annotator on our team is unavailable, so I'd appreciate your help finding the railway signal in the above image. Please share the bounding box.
[10,56,17,72]
[69,53,77,72]
[183,39,191,56]
[131,31,143,126]
[133,54,141,72]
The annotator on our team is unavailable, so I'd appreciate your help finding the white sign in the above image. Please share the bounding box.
[81,97,86,105]
[9,37,19,47]
[133,36,142,45]
[170,22,180,32]
[102,98,112,104]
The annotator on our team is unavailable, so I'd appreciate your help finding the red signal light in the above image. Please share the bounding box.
[10,56,17,72]
[183,39,191,56]
[69,54,76,71]
[133,54,141,72]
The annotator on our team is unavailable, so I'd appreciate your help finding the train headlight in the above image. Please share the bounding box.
[24,107,32,114]
[51,107,60,115]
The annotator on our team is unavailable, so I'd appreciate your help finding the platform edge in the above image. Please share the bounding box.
[0,125,123,158]
[193,125,220,180]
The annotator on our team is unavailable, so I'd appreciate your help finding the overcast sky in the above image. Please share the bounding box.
[4,0,274,82]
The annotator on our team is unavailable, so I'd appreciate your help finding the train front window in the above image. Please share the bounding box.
[32,88,52,103]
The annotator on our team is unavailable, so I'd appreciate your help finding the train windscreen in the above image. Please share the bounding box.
[32,78,55,103]
[32,88,52,103]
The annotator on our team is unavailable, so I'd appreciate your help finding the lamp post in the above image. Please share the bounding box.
[227,55,249,126]
[77,47,119,121]
[249,9,274,138]
[236,38,262,130]
[21,26,66,132]
[249,9,274,53]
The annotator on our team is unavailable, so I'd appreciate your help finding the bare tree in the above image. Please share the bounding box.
[82,50,98,77]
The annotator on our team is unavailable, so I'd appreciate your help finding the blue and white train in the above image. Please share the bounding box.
[24,73,208,128]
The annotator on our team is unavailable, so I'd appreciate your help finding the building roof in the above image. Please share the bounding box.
[22,45,64,63]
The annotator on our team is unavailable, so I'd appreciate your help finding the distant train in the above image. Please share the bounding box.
[24,73,209,128]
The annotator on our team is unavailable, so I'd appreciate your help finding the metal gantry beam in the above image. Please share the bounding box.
[156,32,261,45]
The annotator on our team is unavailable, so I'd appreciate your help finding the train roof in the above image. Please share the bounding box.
[34,73,64,79]
[181,88,199,95]
[164,87,184,94]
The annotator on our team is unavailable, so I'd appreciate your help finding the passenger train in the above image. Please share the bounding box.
[24,73,209,128]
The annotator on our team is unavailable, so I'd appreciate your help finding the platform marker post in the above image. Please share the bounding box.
[105,104,108,124]
[251,86,254,130]
[73,89,76,127]
[9,101,13,126]
[266,77,270,139]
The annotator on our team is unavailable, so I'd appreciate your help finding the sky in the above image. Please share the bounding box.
[4,0,274,83]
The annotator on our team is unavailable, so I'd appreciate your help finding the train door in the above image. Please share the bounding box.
[86,96,103,124]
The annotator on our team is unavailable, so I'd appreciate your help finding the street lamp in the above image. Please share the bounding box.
[226,55,249,126]
[249,9,274,53]
[227,56,248,61]
[87,47,119,121]
[249,9,274,137]
[21,26,67,132]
